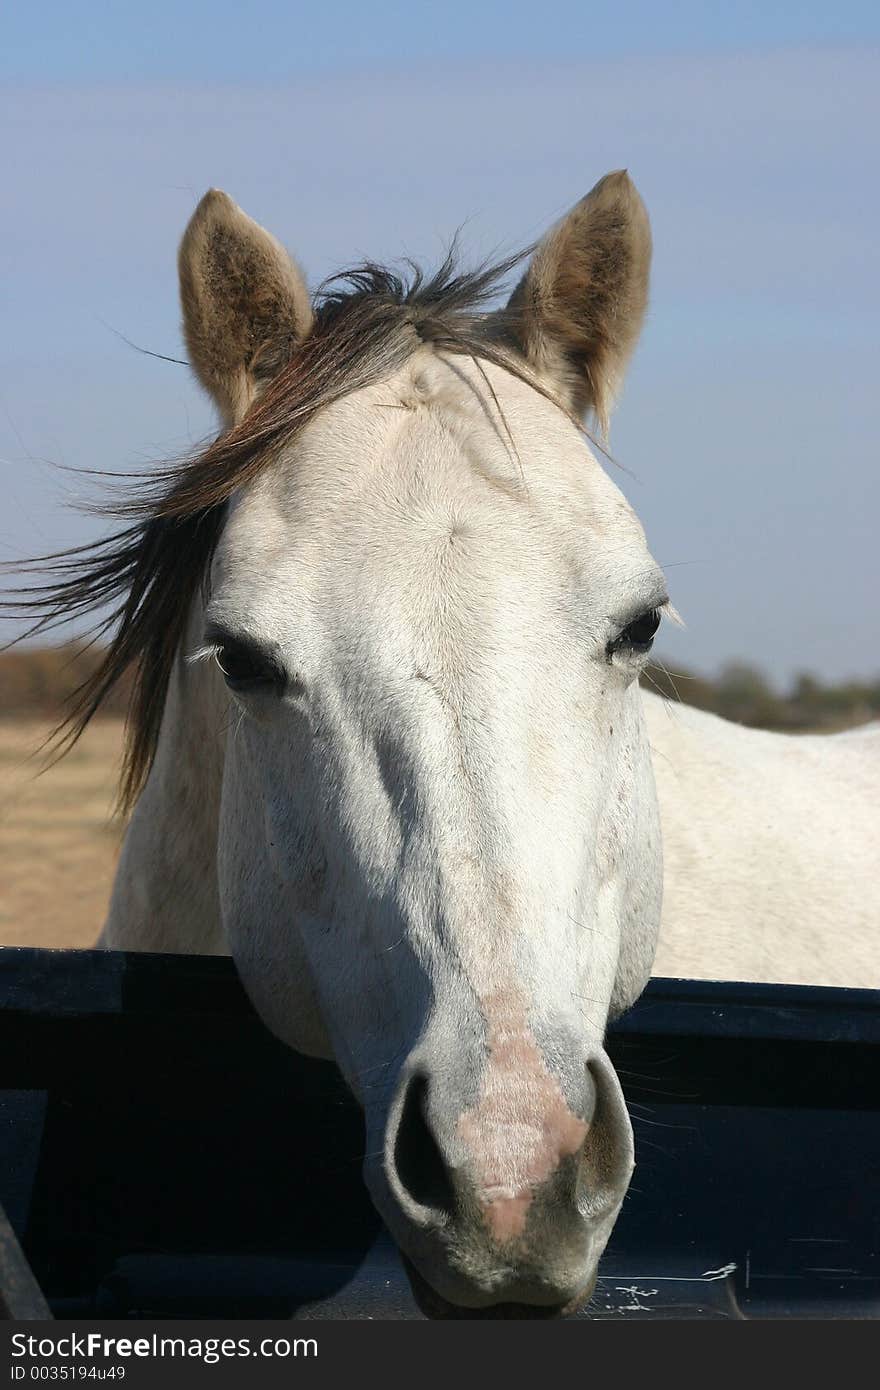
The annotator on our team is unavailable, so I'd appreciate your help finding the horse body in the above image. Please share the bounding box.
[11,172,877,1315]
[645,693,880,986]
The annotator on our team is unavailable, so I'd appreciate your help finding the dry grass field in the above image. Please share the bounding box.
[0,717,125,948]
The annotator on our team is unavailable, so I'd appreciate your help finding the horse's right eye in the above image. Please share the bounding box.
[215,641,280,692]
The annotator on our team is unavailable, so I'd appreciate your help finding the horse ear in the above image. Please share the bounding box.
[178,189,314,425]
[502,171,651,436]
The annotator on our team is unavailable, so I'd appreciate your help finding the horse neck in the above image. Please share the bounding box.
[100,598,228,953]
[642,687,879,985]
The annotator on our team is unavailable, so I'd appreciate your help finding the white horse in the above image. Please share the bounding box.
[7,173,877,1316]
[646,697,878,988]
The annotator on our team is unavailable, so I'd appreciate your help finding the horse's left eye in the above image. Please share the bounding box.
[608,607,662,657]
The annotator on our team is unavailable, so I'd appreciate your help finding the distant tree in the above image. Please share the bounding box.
[0,644,132,718]
[643,657,877,733]
[709,662,779,727]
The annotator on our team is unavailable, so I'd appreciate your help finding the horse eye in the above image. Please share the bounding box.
[608,607,662,658]
[215,642,279,691]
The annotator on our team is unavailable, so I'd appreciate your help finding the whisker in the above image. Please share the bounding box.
[567,912,615,941]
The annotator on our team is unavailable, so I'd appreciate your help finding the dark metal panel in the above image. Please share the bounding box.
[0,1200,52,1319]
[1,948,877,1320]
[3,946,878,1040]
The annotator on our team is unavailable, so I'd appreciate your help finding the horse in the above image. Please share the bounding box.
[5,172,877,1316]
[646,698,879,987]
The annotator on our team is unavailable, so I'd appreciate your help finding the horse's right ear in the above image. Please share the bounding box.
[178,190,314,426]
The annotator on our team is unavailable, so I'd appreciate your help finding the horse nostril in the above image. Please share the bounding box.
[393,1073,456,1220]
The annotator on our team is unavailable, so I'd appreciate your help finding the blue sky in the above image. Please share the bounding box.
[5,2,880,79]
[2,5,878,683]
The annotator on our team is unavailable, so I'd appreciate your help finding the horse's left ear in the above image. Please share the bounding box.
[178,189,314,426]
[501,170,651,436]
